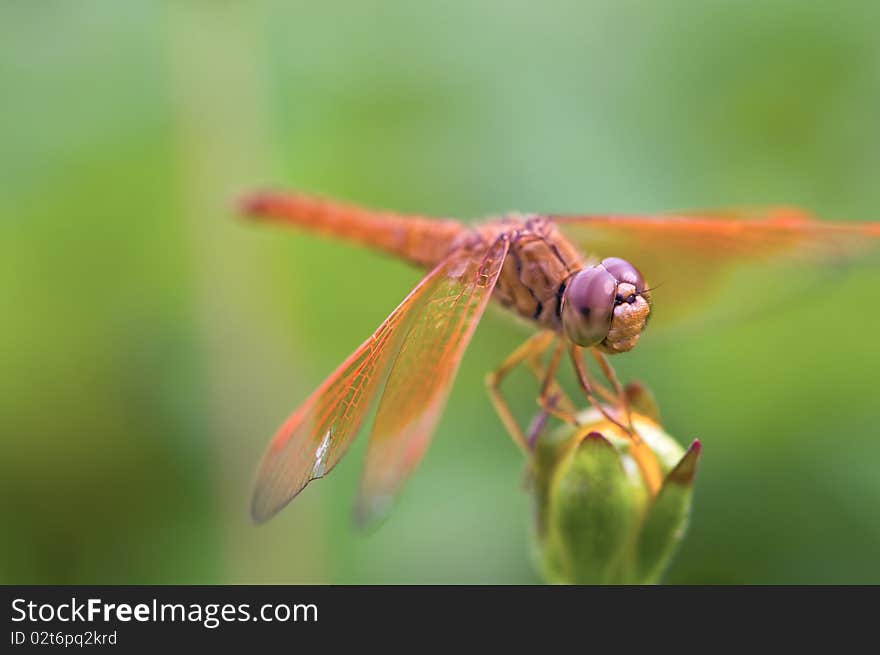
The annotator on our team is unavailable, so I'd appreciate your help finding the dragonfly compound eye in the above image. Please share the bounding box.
[562,258,651,353]
[561,266,617,347]
[601,257,645,293]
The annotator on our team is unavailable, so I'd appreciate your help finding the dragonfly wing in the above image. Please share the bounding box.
[354,236,510,529]
[554,207,880,329]
[251,239,504,523]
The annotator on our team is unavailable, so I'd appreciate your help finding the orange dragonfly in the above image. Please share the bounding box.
[240,190,879,527]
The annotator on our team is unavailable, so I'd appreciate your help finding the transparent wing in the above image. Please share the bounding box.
[251,238,508,523]
[553,207,880,329]
[355,236,510,529]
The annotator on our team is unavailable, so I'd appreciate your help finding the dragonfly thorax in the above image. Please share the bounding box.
[478,216,583,331]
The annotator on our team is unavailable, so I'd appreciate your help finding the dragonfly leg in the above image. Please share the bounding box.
[569,344,637,438]
[523,336,592,449]
[524,398,554,450]
[532,337,579,424]
[485,331,556,453]
[590,348,633,431]
[570,344,663,495]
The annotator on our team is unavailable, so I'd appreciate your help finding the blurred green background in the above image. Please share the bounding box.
[2,1,879,584]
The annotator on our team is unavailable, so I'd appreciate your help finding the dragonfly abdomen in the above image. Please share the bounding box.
[241,190,466,267]
[241,192,587,329]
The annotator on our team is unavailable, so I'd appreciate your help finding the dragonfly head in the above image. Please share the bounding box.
[561,257,651,354]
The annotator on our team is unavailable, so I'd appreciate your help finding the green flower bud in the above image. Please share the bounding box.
[531,402,701,585]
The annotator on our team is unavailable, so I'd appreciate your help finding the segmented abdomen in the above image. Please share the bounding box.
[241,192,586,330]
[241,191,466,267]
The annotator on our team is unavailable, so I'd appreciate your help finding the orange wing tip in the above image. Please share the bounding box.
[250,472,289,524]
[249,489,278,525]
[352,493,394,533]
[249,462,309,524]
